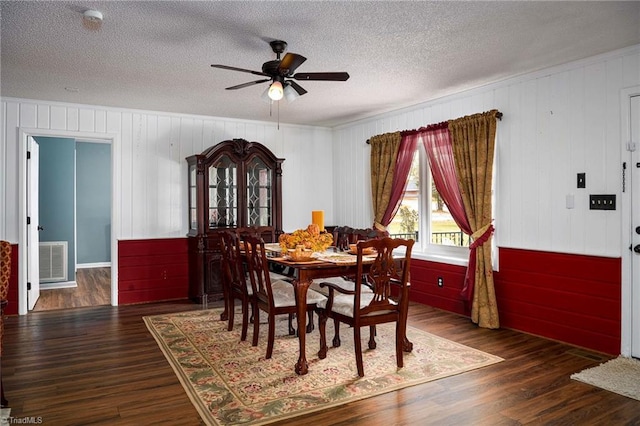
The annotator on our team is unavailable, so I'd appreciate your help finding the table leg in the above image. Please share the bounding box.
[293,277,311,375]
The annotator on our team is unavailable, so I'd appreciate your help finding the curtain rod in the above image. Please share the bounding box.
[365,111,503,144]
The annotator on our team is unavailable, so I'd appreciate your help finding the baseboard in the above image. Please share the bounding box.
[40,281,77,289]
[76,262,111,269]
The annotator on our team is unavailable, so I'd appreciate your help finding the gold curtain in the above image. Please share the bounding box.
[449,110,499,328]
[369,132,402,231]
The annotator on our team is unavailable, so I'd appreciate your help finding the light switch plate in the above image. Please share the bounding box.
[577,173,586,188]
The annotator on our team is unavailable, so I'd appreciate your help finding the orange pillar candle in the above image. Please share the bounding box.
[311,210,325,232]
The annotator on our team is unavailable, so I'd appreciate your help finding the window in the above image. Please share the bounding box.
[387,143,471,263]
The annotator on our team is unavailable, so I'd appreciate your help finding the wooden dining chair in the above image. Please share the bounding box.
[235,225,277,243]
[219,231,254,341]
[310,226,388,339]
[331,226,388,252]
[236,226,298,334]
[317,237,414,377]
[1,240,12,407]
[243,235,326,359]
[236,226,291,281]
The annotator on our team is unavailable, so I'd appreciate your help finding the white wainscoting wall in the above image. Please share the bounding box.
[0,101,334,243]
[3,44,639,260]
[332,44,640,259]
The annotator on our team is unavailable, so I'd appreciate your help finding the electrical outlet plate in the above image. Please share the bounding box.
[589,194,616,210]
[437,277,444,287]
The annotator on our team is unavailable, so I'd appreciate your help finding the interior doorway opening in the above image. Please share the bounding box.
[18,128,118,315]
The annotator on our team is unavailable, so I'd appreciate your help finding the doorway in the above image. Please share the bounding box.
[31,137,112,311]
[18,128,118,315]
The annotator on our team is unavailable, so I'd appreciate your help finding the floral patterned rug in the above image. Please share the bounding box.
[144,309,503,425]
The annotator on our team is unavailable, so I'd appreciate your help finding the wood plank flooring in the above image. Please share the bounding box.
[2,301,639,425]
[33,267,111,311]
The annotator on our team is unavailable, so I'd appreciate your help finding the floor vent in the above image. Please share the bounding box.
[39,241,68,282]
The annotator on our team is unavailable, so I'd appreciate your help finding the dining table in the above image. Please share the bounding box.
[264,245,381,375]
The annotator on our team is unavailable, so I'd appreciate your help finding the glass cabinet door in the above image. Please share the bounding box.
[208,154,237,228]
[246,156,272,226]
[186,139,283,305]
[188,163,197,232]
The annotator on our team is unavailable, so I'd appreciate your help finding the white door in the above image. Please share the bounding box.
[631,94,640,358]
[27,136,40,310]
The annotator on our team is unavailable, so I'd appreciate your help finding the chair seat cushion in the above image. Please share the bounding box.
[310,277,373,297]
[269,271,290,282]
[317,293,397,317]
[271,280,326,308]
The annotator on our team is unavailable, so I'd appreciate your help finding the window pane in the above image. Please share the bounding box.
[390,146,470,249]
[388,151,419,241]
[431,180,469,247]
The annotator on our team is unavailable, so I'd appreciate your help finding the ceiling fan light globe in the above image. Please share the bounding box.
[268,81,284,101]
[283,84,299,102]
[261,86,273,103]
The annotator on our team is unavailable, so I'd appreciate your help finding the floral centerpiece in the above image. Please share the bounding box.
[279,224,333,253]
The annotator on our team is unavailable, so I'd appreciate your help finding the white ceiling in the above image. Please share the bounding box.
[1,1,639,128]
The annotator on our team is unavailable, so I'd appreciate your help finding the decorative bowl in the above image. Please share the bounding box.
[287,248,315,262]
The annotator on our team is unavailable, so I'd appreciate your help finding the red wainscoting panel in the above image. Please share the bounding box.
[410,259,467,315]
[118,238,189,305]
[410,247,621,355]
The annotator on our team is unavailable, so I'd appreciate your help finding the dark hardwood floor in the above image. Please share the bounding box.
[2,301,639,425]
[33,267,111,311]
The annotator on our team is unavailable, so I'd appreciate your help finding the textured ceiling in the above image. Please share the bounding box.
[1,1,639,128]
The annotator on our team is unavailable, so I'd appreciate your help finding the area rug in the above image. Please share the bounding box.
[144,309,503,425]
[571,356,640,401]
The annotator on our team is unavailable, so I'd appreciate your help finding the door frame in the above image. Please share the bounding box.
[620,86,640,357]
[18,127,120,315]
[27,136,40,309]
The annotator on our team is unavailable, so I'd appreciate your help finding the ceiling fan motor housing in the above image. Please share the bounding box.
[262,60,282,76]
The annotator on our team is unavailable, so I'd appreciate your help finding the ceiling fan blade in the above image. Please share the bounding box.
[287,80,308,96]
[293,72,350,81]
[278,53,307,75]
[225,79,270,90]
[211,64,268,77]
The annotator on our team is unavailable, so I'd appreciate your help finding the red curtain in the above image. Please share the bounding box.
[421,123,472,236]
[379,133,419,228]
[421,123,479,306]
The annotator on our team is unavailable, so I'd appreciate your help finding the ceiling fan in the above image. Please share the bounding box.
[211,40,350,101]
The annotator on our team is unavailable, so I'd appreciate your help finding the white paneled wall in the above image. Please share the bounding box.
[3,45,639,259]
[332,45,640,258]
[0,100,333,242]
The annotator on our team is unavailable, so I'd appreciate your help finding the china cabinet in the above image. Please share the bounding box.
[186,139,284,303]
